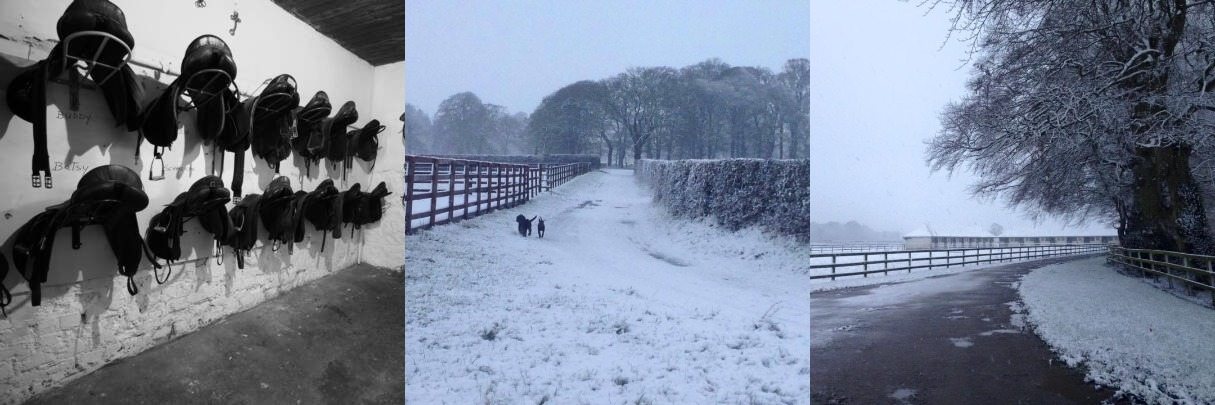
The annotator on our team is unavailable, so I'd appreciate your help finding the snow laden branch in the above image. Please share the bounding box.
[926,0,1215,254]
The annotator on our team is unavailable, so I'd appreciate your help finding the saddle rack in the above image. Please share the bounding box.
[54,30,133,110]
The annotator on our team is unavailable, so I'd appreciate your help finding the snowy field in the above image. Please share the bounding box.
[1019,257,1215,404]
[405,169,811,404]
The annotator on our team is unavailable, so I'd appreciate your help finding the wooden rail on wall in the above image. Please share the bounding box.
[403,155,591,234]
[808,244,1108,280]
[1107,245,1215,306]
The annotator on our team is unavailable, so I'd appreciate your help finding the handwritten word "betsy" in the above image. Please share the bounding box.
[53,162,89,172]
[56,111,93,125]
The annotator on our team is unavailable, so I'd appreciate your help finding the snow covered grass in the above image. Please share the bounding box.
[1019,257,1215,404]
[405,169,810,404]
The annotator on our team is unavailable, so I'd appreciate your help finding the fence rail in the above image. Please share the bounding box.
[1106,245,1215,306]
[808,242,906,254]
[808,244,1109,280]
[404,155,592,233]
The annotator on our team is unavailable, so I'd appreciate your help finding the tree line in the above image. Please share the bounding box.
[404,58,810,166]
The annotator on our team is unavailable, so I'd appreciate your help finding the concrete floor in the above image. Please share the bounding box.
[811,256,1131,404]
[26,264,403,405]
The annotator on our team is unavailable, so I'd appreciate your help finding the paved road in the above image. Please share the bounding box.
[811,255,1128,404]
[27,264,403,405]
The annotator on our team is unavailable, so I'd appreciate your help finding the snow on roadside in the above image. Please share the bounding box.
[406,169,810,404]
[1018,257,1215,404]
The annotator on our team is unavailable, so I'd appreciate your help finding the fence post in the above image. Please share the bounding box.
[1184,256,1193,296]
[831,255,836,281]
[863,253,868,278]
[462,162,471,219]
[883,252,889,276]
[429,162,438,228]
[447,162,455,223]
[405,157,415,234]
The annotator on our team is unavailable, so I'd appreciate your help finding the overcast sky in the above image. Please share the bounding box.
[404,0,810,115]
[809,1,1114,236]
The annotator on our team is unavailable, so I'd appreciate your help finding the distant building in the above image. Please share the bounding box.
[902,225,1117,250]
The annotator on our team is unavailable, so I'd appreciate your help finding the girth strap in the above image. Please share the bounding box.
[31,60,52,189]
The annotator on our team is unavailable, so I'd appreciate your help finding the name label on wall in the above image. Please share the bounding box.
[55,110,93,125]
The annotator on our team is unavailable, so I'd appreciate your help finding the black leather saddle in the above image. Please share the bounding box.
[348,119,385,172]
[145,175,233,273]
[340,181,392,232]
[11,165,161,305]
[138,34,239,181]
[246,74,300,173]
[293,91,332,177]
[258,176,296,252]
[302,179,343,251]
[7,0,142,189]
[315,101,357,175]
[227,193,261,269]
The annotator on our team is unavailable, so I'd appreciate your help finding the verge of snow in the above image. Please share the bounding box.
[1018,257,1215,404]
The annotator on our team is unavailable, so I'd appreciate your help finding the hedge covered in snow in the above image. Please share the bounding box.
[422,154,601,168]
[636,159,811,241]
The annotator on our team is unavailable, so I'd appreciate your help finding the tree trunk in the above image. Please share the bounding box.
[1122,144,1215,254]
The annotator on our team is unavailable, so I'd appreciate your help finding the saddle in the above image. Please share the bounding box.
[247,74,300,173]
[145,176,233,272]
[316,101,357,175]
[258,176,296,251]
[340,183,362,230]
[341,181,392,231]
[348,119,385,172]
[358,182,392,226]
[292,91,331,177]
[302,179,343,251]
[289,190,309,246]
[7,0,142,189]
[11,165,160,305]
[227,193,261,269]
[138,34,239,180]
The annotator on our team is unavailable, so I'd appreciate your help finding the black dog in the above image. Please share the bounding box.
[537,217,545,238]
[515,214,537,236]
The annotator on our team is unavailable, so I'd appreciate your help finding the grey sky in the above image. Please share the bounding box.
[405,0,810,115]
[809,1,1114,236]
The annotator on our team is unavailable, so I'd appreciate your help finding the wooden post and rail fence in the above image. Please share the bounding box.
[808,244,1108,280]
[1106,245,1215,306]
[403,155,592,234]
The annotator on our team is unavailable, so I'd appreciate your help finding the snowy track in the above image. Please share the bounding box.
[810,256,1120,404]
[405,169,811,404]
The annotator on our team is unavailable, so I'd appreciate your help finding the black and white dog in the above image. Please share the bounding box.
[515,214,537,237]
[537,217,545,238]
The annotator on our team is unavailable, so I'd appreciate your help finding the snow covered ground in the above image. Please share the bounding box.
[405,169,811,404]
[1019,257,1215,404]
